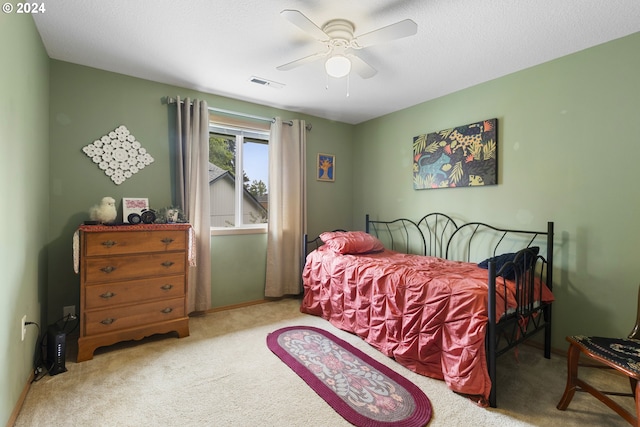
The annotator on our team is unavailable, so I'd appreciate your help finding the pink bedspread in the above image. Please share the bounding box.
[301,247,554,404]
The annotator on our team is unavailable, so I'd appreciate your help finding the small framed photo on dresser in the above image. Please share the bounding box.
[123,197,148,223]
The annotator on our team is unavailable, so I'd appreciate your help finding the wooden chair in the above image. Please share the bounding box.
[557,286,640,426]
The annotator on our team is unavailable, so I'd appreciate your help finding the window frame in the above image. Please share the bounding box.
[208,117,270,235]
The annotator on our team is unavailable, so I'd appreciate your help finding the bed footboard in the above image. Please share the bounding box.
[485,221,554,407]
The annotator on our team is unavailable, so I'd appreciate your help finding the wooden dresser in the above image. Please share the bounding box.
[77,223,191,362]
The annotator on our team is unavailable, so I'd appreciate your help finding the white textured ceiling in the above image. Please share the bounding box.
[33,0,640,124]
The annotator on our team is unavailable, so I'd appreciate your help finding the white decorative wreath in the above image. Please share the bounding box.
[82,125,154,185]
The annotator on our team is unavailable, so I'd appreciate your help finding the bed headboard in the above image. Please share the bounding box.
[303,229,347,256]
[308,215,553,292]
[365,215,425,255]
[364,214,553,290]
[416,213,459,259]
[366,214,459,257]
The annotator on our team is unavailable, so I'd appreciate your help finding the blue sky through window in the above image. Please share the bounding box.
[244,141,268,191]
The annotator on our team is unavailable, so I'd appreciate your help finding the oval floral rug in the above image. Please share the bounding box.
[267,326,432,427]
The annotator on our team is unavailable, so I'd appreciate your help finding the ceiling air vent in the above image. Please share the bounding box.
[249,76,284,89]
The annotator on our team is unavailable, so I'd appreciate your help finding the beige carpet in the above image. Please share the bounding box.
[14,298,634,426]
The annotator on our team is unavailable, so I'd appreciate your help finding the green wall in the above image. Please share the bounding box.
[0,10,49,427]
[4,11,638,424]
[211,234,267,306]
[48,60,354,319]
[353,32,640,350]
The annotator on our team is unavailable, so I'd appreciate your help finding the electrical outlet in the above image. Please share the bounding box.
[21,315,27,341]
[63,305,76,319]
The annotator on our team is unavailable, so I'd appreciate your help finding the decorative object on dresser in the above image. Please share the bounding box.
[140,209,157,224]
[75,223,192,362]
[88,196,117,224]
[156,206,186,224]
[123,197,149,224]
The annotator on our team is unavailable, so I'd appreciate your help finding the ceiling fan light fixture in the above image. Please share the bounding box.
[325,55,351,78]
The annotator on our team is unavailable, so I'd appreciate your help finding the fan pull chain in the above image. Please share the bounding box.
[324,74,350,97]
[346,73,350,98]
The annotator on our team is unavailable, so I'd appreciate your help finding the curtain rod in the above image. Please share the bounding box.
[165,97,312,131]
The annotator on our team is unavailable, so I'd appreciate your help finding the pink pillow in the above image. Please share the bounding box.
[319,231,385,254]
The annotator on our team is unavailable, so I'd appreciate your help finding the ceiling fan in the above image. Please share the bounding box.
[276,9,418,79]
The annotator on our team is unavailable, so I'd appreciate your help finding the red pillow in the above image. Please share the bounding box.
[319,231,385,254]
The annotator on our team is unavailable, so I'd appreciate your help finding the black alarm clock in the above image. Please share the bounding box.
[127,213,142,224]
[140,209,157,224]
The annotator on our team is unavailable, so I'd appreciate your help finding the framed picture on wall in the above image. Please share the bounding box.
[317,153,335,182]
[412,118,497,190]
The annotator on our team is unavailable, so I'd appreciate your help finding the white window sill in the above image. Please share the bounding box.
[210,225,267,236]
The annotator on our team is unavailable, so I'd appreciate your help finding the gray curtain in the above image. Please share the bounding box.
[265,118,307,297]
[175,97,211,313]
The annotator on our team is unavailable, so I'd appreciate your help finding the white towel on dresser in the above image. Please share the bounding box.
[73,230,80,274]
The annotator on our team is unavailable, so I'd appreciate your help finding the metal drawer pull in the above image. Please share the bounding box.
[100,266,116,273]
[161,261,175,267]
[161,307,173,314]
[100,318,115,325]
[161,238,174,244]
[101,240,117,248]
[160,284,173,291]
[100,291,116,299]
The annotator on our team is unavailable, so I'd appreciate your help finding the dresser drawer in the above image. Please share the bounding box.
[85,275,186,310]
[84,297,185,336]
[84,252,186,284]
[84,230,187,256]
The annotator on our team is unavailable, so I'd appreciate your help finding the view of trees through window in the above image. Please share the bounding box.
[209,131,269,227]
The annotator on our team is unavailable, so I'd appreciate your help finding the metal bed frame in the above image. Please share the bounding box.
[446,220,554,407]
[356,213,554,407]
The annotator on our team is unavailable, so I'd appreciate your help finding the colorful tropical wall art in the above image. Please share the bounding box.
[413,118,497,190]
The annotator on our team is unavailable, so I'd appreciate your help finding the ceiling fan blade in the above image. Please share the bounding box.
[353,19,418,48]
[277,51,328,71]
[281,9,329,41]
[347,54,377,79]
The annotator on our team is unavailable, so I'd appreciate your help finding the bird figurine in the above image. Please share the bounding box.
[89,197,117,224]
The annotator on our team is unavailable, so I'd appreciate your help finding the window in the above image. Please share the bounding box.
[209,122,269,229]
